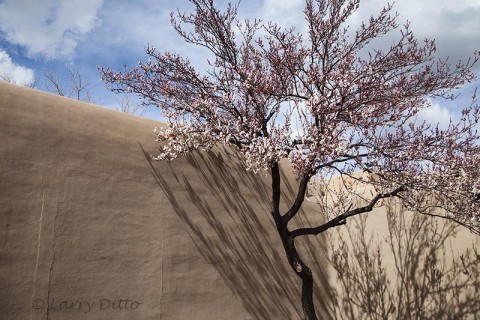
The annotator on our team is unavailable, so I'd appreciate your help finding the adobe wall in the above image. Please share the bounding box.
[0,82,332,320]
[2,82,476,320]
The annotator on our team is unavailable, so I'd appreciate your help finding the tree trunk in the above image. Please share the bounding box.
[300,265,317,320]
[275,221,318,320]
[270,163,318,319]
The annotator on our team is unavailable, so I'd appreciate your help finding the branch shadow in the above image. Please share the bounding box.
[328,202,480,319]
[140,144,334,319]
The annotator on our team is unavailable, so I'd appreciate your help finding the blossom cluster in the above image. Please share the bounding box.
[100,0,480,230]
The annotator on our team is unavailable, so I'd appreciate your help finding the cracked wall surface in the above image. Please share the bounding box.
[0,82,332,320]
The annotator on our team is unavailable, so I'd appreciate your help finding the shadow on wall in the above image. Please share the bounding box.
[328,202,480,320]
[141,145,335,320]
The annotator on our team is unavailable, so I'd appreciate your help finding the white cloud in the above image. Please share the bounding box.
[257,0,305,30]
[0,0,104,59]
[253,0,479,63]
[352,0,480,62]
[0,50,35,86]
[95,1,176,48]
[417,99,454,128]
[92,0,220,73]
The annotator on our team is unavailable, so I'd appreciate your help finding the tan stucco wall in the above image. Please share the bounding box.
[2,82,477,320]
[0,82,333,320]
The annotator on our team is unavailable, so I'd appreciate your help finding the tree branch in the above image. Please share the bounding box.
[282,173,311,225]
[271,162,281,222]
[415,208,480,236]
[291,185,407,238]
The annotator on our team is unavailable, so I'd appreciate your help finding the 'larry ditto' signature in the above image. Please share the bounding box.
[32,298,142,313]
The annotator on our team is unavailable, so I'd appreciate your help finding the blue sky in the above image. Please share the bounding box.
[0,0,479,122]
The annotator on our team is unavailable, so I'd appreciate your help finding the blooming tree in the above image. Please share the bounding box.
[99,0,480,318]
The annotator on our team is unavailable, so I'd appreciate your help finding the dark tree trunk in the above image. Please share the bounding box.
[300,265,317,320]
[270,163,318,320]
[277,224,318,320]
